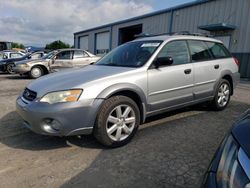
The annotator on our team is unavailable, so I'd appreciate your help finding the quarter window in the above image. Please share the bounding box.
[206,42,231,59]
[157,40,190,65]
[188,40,213,62]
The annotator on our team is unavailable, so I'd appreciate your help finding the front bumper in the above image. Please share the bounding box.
[16,96,103,136]
[13,65,31,74]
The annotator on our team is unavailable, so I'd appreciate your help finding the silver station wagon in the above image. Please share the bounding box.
[16,34,240,147]
[13,49,100,78]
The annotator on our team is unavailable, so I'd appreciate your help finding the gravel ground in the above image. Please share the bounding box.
[0,73,249,188]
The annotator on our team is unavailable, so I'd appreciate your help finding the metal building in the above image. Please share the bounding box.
[74,0,250,78]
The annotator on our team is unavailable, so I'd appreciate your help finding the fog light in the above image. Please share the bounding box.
[41,119,61,133]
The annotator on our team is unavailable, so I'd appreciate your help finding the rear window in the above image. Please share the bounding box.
[188,40,213,62]
[206,42,231,59]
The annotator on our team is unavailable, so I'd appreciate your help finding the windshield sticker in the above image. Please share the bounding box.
[141,43,160,47]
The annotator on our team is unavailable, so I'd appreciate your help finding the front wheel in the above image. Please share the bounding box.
[211,79,231,111]
[94,96,140,147]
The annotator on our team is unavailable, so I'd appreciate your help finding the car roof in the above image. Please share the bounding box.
[134,34,223,44]
[232,109,250,158]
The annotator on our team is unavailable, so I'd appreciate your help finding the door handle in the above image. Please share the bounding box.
[214,64,220,69]
[184,69,192,74]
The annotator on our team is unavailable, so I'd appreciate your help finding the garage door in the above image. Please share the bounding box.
[96,32,110,55]
[79,36,89,50]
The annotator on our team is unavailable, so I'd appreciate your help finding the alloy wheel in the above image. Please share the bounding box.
[106,104,136,141]
[217,83,230,107]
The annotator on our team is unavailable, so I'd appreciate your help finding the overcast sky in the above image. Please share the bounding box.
[0,0,193,47]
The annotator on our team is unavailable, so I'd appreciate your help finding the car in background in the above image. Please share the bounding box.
[203,109,250,188]
[0,51,44,74]
[13,49,100,78]
[0,50,26,60]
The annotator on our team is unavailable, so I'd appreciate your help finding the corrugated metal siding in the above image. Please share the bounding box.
[233,53,250,78]
[171,0,250,53]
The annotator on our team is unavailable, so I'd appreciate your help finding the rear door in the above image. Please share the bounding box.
[73,50,91,67]
[147,40,194,112]
[50,50,73,72]
[188,40,219,100]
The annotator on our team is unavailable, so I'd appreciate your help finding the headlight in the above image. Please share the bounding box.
[216,135,250,188]
[40,89,82,104]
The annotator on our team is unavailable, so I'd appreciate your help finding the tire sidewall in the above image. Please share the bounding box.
[95,96,140,147]
[6,63,15,74]
[30,66,43,79]
[214,79,231,110]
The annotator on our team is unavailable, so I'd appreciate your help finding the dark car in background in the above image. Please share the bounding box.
[0,51,44,74]
[203,109,250,188]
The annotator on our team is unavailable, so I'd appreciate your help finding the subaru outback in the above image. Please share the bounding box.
[16,34,240,147]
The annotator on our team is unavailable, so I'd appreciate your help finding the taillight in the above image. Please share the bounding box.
[234,57,240,67]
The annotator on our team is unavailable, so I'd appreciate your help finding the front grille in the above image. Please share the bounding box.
[23,88,37,101]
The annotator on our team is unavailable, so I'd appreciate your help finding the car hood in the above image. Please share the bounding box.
[27,65,136,96]
[232,109,250,158]
[15,58,47,65]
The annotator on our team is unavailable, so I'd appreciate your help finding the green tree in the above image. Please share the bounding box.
[12,42,25,49]
[45,40,71,50]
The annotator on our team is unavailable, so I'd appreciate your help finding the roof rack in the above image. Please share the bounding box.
[134,31,213,38]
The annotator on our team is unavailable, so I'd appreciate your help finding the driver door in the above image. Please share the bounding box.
[50,50,73,72]
[147,40,194,112]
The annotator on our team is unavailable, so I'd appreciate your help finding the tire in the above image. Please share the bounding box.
[210,79,231,111]
[94,96,140,147]
[6,63,15,74]
[29,66,43,79]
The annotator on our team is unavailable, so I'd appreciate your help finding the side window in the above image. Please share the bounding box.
[157,40,190,65]
[56,51,72,60]
[206,42,231,59]
[31,53,43,59]
[188,40,213,62]
[10,53,23,58]
[73,51,88,59]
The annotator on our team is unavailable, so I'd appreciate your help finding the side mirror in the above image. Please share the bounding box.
[154,56,173,68]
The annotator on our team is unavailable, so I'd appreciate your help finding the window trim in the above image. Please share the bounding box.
[186,39,215,63]
[150,39,192,69]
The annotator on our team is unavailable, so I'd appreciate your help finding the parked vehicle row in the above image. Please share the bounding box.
[0,50,44,74]
[13,49,100,78]
[16,34,240,147]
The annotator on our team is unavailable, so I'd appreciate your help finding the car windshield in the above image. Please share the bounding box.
[42,51,57,59]
[96,41,162,67]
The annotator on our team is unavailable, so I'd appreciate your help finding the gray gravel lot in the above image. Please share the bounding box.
[0,73,249,188]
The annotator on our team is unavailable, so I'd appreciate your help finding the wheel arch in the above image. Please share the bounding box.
[31,64,49,75]
[96,83,147,124]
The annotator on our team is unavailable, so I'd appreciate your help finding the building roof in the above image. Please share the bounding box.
[74,0,215,35]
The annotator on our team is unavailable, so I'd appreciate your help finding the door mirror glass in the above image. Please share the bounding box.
[155,56,173,68]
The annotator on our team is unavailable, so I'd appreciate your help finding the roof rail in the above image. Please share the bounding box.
[134,31,213,38]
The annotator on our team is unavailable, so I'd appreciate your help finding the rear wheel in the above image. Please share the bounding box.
[6,63,15,74]
[29,66,43,79]
[211,79,231,111]
[94,96,140,147]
